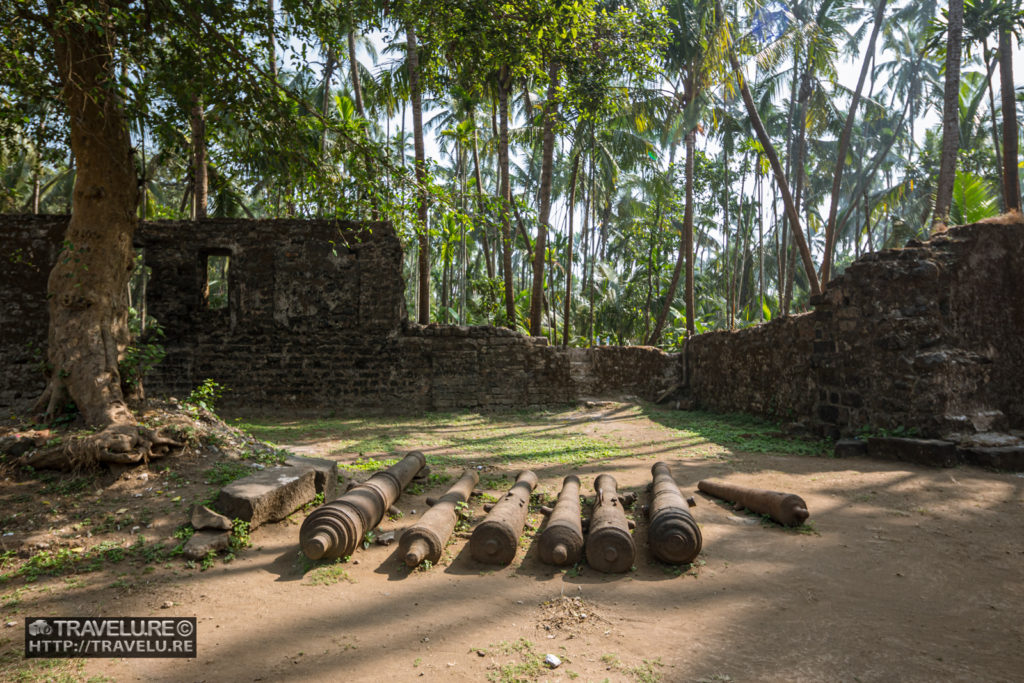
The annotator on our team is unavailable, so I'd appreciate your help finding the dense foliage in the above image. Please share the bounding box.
[2,0,1020,350]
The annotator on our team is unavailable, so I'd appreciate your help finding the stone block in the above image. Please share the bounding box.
[183,530,231,560]
[834,438,867,459]
[958,446,1024,472]
[190,504,232,530]
[284,454,339,500]
[866,437,959,468]
[216,466,316,528]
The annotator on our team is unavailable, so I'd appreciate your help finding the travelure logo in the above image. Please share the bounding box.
[27,619,52,636]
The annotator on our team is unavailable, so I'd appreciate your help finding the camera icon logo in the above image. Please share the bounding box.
[28,620,52,637]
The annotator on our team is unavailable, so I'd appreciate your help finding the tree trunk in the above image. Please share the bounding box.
[320,48,335,157]
[497,66,516,327]
[470,120,495,280]
[648,127,696,344]
[983,41,1004,210]
[998,26,1020,212]
[267,0,277,79]
[531,63,559,336]
[406,23,430,323]
[562,153,581,347]
[933,0,963,225]
[727,46,821,296]
[348,31,365,119]
[821,0,886,284]
[190,95,207,220]
[40,8,137,432]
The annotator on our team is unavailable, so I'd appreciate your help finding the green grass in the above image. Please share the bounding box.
[238,411,627,466]
[484,638,545,683]
[641,406,830,457]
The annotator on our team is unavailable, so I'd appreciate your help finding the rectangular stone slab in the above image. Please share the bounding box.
[284,455,339,500]
[866,437,959,468]
[958,446,1024,472]
[216,467,316,528]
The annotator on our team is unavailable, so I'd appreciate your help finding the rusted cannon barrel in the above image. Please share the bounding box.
[697,479,809,527]
[470,470,538,565]
[586,474,635,573]
[538,475,583,566]
[400,469,479,567]
[648,462,702,564]
[300,451,426,560]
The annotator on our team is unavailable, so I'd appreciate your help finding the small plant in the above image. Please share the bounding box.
[204,461,250,487]
[454,501,472,532]
[417,559,433,572]
[200,551,217,571]
[184,379,226,413]
[362,530,375,549]
[305,559,354,586]
[229,519,251,551]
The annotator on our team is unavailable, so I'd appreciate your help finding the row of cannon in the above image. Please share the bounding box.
[298,451,810,573]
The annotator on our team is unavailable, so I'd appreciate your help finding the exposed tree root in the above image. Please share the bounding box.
[16,424,183,472]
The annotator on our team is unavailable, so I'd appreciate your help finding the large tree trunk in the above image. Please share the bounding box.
[727,46,821,296]
[470,120,495,280]
[497,66,516,327]
[998,26,1020,212]
[821,0,886,284]
[406,23,430,323]
[39,9,137,429]
[933,0,963,226]
[190,95,207,220]
[530,63,559,336]
[32,6,182,467]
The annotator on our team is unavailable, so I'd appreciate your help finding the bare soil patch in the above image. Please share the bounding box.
[2,401,1022,682]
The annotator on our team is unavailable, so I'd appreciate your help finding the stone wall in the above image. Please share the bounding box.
[0,216,680,413]
[686,218,1024,438]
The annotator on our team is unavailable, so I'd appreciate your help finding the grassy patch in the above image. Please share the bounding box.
[304,559,354,586]
[641,406,830,457]
[484,638,545,683]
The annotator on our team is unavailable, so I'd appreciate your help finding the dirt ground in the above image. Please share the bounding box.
[3,401,1023,682]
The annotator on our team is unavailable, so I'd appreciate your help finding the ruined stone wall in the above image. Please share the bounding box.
[686,219,1024,438]
[0,216,680,413]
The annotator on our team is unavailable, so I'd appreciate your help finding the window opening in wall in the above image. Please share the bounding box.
[205,253,230,310]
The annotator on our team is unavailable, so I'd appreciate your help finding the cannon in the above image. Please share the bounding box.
[470,470,538,565]
[648,462,702,564]
[300,451,426,560]
[400,469,479,567]
[585,474,635,573]
[538,475,584,566]
[697,479,809,527]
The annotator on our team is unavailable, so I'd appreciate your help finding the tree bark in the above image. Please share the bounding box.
[40,4,137,432]
[531,63,559,336]
[406,23,430,323]
[497,66,516,327]
[190,95,207,220]
[470,120,495,280]
[821,0,886,284]
[933,0,963,225]
[320,48,335,157]
[998,26,1020,212]
[727,47,821,296]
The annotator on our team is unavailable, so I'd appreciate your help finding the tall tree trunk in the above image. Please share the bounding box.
[470,121,495,280]
[726,44,821,296]
[267,0,277,79]
[320,49,335,157]
[648,127,696,344]
[562,153,580,348]
[40,7,137,431]
[497,66,516,327]
[983,42,1004,210]
[348,31,365,119]
[933,0,963,225]
[531,63,559,336]
[406,23,430,323]
[998,26,1020,212]
[190,95,207,220]
[821,0,886,283]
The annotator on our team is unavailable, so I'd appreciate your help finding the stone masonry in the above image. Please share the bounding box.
[686,217,1024,438]
[0,215,679,412]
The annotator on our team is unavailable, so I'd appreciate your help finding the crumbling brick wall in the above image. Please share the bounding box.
[0,216,680,412]
[686,219,1024,437]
